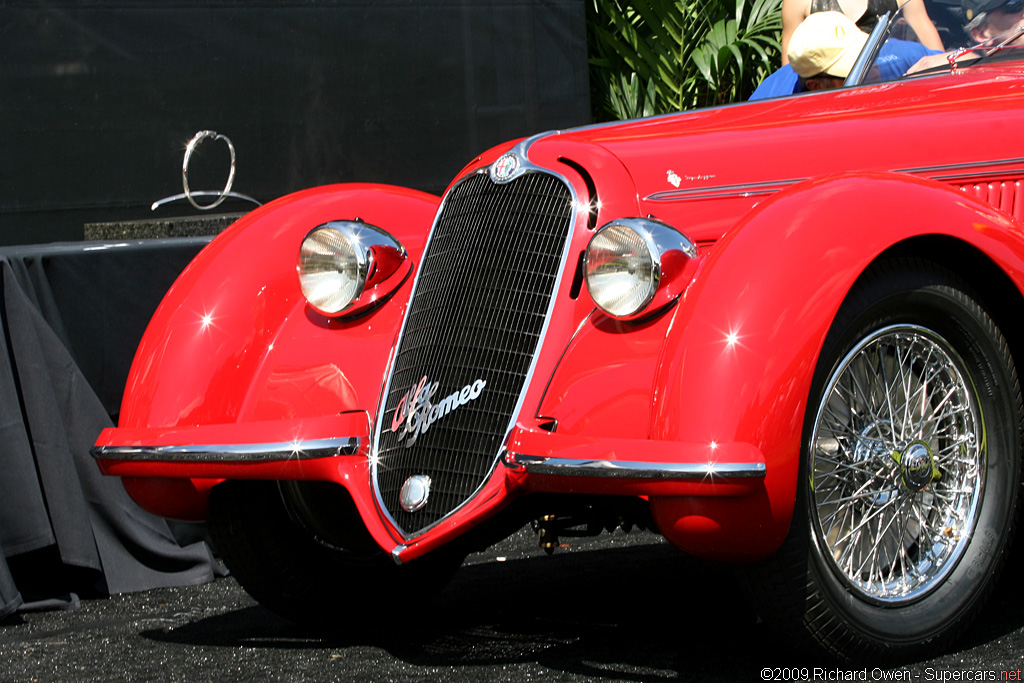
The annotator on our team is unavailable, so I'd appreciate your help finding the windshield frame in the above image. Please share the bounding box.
[845,1,1024,86]
[846,10,897,85]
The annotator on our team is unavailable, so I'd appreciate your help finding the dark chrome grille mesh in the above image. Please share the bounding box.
[374,171,573,536]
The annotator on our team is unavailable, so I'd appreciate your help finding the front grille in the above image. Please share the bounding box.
[374,170,574,536]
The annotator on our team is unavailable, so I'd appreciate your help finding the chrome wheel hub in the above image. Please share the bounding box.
[810,325,984,604]
[895,440,941,493]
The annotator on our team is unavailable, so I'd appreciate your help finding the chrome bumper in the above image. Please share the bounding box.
[91,437,360,462]
[503,452,766,480]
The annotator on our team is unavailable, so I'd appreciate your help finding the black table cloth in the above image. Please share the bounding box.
[0,239,223,618]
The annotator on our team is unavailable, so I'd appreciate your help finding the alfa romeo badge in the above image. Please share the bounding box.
[490,153,520,183]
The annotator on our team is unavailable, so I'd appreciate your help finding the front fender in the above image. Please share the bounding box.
[648,172,1024,560]
[118,183,440,431]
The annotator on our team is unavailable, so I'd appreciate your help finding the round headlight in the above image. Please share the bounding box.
[298,225,367,314]
[584,223,658,317]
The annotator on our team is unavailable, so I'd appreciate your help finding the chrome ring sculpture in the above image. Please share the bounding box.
[150,130,261,211]
[182,130,237,210]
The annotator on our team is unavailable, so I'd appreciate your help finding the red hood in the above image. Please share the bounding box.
[521,62,1024,241]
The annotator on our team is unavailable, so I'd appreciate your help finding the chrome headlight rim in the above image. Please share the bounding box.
[297,220,409,318]
[584,217,697,320]
[583,223,660,318]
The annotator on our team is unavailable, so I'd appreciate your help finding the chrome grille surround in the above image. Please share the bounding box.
[371,146,578,539]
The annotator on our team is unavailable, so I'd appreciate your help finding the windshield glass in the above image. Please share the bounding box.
[746,0,1024,100]
[862,0,1024,83]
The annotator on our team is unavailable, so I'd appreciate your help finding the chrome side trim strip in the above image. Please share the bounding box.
[644,154,1024,204]
[896,156,1024,180]
[642,157,1024,206]
[506,453,766,480]
[644,178,805,203]
[91,437,361,462]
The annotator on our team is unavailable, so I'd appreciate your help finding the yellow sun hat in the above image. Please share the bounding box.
[788,11,870,79]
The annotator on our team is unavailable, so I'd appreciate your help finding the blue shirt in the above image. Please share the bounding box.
[749,39,940,101]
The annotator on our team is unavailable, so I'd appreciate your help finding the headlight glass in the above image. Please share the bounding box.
[298,226,365,314]
[585,223,657,317]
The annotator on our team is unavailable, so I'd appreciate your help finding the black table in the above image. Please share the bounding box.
[0,238,224,618]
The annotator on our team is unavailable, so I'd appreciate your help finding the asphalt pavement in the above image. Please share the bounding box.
[1,527,1022,682]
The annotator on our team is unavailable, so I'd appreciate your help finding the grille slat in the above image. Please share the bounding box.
[373,171,574,536]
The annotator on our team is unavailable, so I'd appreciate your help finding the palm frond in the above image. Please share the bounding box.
[588,0,783,119]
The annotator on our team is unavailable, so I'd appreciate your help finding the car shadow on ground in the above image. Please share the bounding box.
[140,540,825,680]
[139,534,1024,679]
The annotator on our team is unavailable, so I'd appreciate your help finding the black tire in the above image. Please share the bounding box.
[209,480,463,629]
[751,259,1022,663]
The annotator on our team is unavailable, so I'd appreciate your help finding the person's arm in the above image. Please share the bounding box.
[902,0,945,51]
[781,0,811,64]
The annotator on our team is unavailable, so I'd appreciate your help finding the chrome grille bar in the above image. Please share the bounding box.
[374,170,574,536]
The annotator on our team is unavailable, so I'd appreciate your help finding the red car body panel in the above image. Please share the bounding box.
[96,59,1024,564]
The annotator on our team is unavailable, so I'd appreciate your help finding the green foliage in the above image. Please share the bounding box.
[587,0,783,120]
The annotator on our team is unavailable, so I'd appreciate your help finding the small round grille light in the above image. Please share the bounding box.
[585,223,658,317]
[297,225,366,315]
[400,474,432,513]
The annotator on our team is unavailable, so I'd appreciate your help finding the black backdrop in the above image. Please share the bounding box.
[0,0,590,245]
[0,0,590,617]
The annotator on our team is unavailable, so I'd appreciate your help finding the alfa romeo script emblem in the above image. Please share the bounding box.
[390,375,487,448]
[490,153,521,183]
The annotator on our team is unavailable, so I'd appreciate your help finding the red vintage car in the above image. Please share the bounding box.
[93,5,1024,663]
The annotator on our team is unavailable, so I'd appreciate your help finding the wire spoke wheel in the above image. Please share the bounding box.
[746,260,1021,663]
[811,325,983,604]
